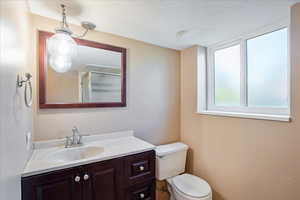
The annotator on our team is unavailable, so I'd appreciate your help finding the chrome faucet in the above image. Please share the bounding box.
[65,126,87,148]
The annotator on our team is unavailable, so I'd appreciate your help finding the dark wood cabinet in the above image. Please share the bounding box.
[83,159,122,200]
[22,167,82,200]
[22,150,155,200]
[124,150,155,186]
[126,180,155,200]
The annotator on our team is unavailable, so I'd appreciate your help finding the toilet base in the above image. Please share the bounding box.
[167,182,175,200]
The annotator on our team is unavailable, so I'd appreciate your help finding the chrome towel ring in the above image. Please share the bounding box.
[17,73,33,108]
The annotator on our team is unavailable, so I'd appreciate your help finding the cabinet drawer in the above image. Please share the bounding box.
[131,160,150,177]
[124,150,155,185]
[126,180,155,200]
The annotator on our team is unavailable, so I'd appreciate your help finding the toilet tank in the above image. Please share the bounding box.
[155,142,188,180]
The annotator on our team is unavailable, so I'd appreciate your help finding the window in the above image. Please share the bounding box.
[199,27,290,121]
[214,44,241,106]
[247,29,288,107]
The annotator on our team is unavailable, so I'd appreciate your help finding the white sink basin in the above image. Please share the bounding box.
[47,146,104,163]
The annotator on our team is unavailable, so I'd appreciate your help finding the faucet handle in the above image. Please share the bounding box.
[65,136,73,148]
[72,126,79,133]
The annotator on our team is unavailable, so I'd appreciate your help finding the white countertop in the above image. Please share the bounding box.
[22,130,155,177]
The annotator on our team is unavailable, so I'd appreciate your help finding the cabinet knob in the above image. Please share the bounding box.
[139,193,145,199]
[74,176,81,182]
[139,166,145,171]
[83,174,89,181]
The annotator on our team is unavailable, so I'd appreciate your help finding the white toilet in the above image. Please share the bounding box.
[155,143,212,200]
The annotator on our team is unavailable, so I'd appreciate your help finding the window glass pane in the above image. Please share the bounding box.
[214,44,241,106]
[247,28,288,107]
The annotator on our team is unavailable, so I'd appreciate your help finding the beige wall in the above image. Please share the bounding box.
[180,4,300,200]
[0,1,34,200]
[47,68,80,103]
[32,14,180,145]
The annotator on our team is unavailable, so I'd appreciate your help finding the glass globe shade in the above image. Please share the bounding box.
[47,32,77,57]
[47,32,77,73]
[49,55,72,73]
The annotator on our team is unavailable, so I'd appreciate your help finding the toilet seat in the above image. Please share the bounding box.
[171,174,211,199]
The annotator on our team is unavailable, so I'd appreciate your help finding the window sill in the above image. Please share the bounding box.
[197,110,291,122]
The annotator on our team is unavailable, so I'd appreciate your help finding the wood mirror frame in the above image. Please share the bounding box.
[38,31,126,109]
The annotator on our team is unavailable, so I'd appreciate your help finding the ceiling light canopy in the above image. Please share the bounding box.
[47,4,96,73]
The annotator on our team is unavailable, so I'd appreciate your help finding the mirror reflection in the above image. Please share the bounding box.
[46,45,122,104]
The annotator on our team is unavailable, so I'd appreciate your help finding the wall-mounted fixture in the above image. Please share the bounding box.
[17,73,33,108]
[47,4,96,73]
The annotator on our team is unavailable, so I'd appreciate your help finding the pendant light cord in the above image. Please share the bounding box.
[57,4,95,37]
[61,4,69,29]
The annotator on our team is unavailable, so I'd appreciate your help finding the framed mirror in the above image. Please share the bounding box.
[38,31,126,109]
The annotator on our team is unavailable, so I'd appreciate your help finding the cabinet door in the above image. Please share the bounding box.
[83,159,123,200]
[22,167,82,200]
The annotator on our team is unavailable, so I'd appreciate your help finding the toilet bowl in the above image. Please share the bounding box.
[167,174,212,200]
[155,143,212,200]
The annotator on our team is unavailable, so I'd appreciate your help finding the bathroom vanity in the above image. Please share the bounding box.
[21,131,156,200]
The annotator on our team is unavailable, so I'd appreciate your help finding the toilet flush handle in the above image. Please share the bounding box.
[156,155,166,159]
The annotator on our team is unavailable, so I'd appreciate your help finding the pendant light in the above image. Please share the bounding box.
[47,4,96,73]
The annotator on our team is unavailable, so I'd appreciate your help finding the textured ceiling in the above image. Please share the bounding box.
[28,0,300,50]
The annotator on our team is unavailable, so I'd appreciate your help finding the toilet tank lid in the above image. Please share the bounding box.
[155,142,188,157]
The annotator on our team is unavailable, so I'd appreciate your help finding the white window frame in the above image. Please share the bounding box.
[198,23,291,122]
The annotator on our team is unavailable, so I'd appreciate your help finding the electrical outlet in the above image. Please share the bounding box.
[26,132,32,150]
